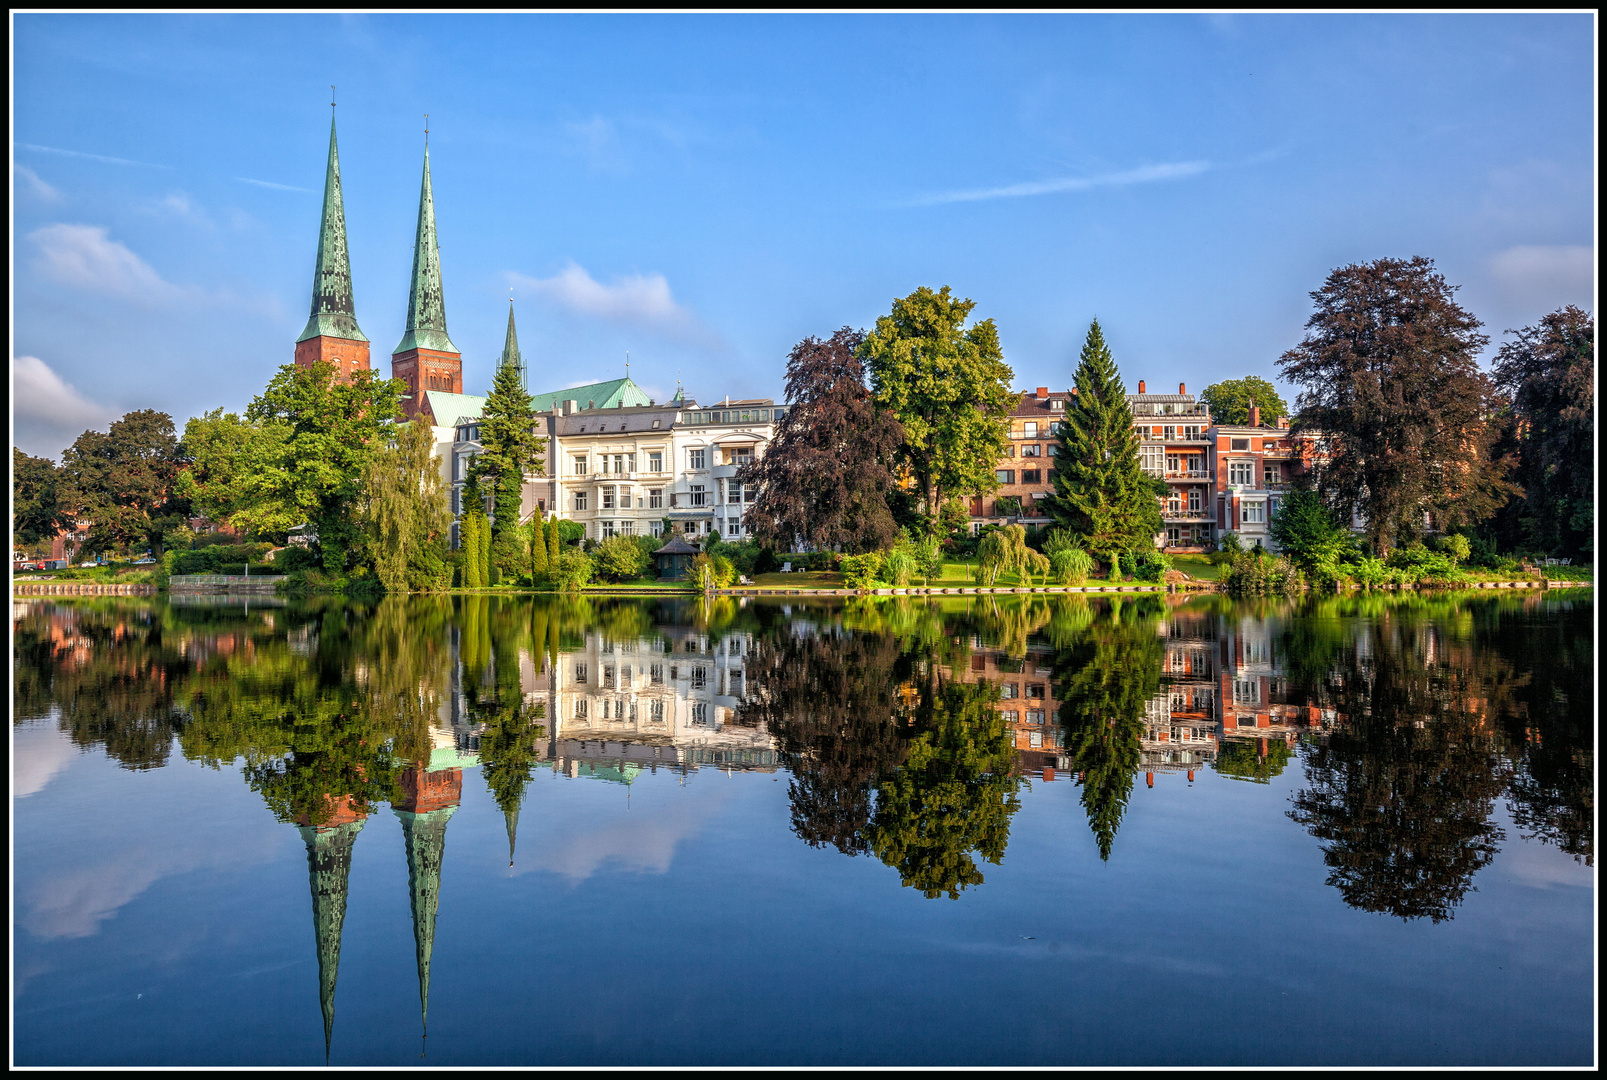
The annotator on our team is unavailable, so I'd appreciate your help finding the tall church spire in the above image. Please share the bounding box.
[396,801,456,1036]
[390,136,462,421]
[299,816,367,1062]
[500,301,525,390]
[393,145,457,355]
[295,113,371,377]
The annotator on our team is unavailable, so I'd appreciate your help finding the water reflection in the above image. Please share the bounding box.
[11,589,1594,1055]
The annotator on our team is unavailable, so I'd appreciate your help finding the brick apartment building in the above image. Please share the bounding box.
[1128,381,1215,551]
[969,387,1072,532]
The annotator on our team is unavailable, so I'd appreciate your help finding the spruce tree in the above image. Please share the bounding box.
[1042,320,1165,559]
[527,512,548,581]
[472,346,542,574]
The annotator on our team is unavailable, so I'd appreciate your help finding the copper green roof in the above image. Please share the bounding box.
[393,146,458,356]
[299,817,366,1061]
[528,377,650,414]
[297,117,367,345]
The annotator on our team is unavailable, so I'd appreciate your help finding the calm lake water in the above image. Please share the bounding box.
[12,590,1595,1066]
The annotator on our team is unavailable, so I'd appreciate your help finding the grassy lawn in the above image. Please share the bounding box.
[1170,554,1226,582]
[750,571,844,588]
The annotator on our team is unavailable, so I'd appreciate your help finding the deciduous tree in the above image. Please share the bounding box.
[1277,257,1516,557]
[1200,375,1289,425]
[739,328,905,553]
[13,448,66,547]
[859,287,1014,519]
[58,409,190,558]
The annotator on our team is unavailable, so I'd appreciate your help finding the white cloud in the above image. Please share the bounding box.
[13,356,118,450]
[234,176,314,193]
[915,160,1212,205]
[514,790,724,882]
[1486,245,1595,312]
[16,142,169,169]
[14,719,81,799]
[511,262,725,348]
[28,223,183,304]
[15,163,63,202]
[564,115,624,171]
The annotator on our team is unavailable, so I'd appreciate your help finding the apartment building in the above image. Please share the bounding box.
[1128,381,1215,552]
[969,388,1073,533]
[1212,403,1298,550]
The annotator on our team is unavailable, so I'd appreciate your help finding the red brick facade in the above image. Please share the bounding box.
[393,766,464,814]
[392,348,462,420]
[294,335,371,379]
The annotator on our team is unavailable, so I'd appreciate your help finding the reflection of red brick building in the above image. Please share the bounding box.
[393,766,463,814]
[294,794,370,829]
[949,635,1067,782]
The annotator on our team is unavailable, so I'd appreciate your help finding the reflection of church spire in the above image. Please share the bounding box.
[298,814,367,1062]
[505,803,519,866]
[394,764,463,1039]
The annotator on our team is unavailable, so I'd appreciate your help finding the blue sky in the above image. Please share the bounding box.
[12,13,1595,457]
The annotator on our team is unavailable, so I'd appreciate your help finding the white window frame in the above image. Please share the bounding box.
[688,448,706,471]
[1242,500,1266,524]
[649,488,663,509]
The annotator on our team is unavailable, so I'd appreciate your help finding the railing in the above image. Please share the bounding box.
[1164,471,1212,480]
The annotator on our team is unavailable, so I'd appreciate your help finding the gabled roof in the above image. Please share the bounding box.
[530,377,651,413]
[423,390,486,428]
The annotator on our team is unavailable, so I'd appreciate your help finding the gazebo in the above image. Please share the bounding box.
[651,534,701,581]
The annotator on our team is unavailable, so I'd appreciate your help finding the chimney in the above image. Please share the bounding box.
[1138,380,1146,394]
[1146,771,1154,789]
[1070,387,1079,396]
[1249,404,1261,428]
[1179,382,1186,395]
[1277,415,1289,429]
[563,399,579,416]
[1035,386,1048,399]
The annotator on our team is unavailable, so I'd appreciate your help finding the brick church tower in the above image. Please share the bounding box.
[391,142,461,420]
[294,114,370,377]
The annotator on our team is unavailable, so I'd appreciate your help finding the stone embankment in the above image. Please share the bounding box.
[167,574,284,594]
[13,581,158,596]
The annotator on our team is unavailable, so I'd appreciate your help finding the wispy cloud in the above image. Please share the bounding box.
[234,176,313,193]
[16,142,169,169]
[1487,244,1594,311]
[12,356,119,457]
[914,160,1212,205]
[510,262,725,348]
[15,163,64,202]
[28,223,183,304]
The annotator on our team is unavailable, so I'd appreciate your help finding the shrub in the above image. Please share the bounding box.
[271,546,320,573]
[551,550,593,591]
[1050,546,1095,585]
[840,553,885,589]
[557,520,587,547]
[883,546,916,586]
[1224,552,1304,595]
[753,547,781,575]
[593,534,654,583]
[1218,532,1244,555]
[1435,533,1472,567]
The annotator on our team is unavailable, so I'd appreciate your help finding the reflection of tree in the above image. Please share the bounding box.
[741,625,910,855]
[469,598,547,864]
[1214,738,1294,784]
[1053,600,1163,860]
[1288,609,1508,923]
[865,678,1021,899]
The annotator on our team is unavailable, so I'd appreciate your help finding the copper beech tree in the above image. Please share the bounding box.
[738,328,906,554]
[1278,256,1516,557]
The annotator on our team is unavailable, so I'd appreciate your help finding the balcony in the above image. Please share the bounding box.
[1164,471,1211,481]
[713,463,750,479]
[1163,512,1214,523]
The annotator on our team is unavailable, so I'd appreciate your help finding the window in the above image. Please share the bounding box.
[689,448,706,470]
[600,521,617,537]
[1233,679,1259,705]
[574,454,589,475]
[1168,527,1181,545]
[728,521,741,535]
[1002,710,1020,724]
[1021,469,1041,484]
[1168,492,1182,513]
[648,451,663,472]
[650,699,665,721]
[574,491,588,512]
[996,469,1015,485]
[602,665,615,689]
[1242,500,1266,524]
[1229,461,1254,486]
[690,484,707,506]
[650,664,664,684]
[649,520,664,537]
[574,663,588,684]
[1027,683,1044,699]
[1026,709,1045,725]
[619,488,632,509]
[620,519,635,536]
[574,699,588,720]
[1183,425,1203,440]
[1021,443,1042,458]
[683,521,698,534]
[1230,438,1251,451]
[1188,489,1202,513]
[1163,426,1176,441]
[727,481,742,504]
[691,702,709,725]
[613,453,626,474]
[691,666,708,690]
[602,486,616,510]
[1029,730,1043,748]
[1050,399,1065,410]
[1023,421,1039,438]
[649,488,663,509]
[728,447,753,467]
[1140,445,1164,475]
[1001,682,1019,699]
[1265,463,1282,485]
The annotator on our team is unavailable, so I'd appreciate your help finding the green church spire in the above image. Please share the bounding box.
[393,144,457,355]
[297,116,368,345]
[500,301,525,389]
[395,802,457,1035]
[504,803,520,867]
[299,817,367,1061]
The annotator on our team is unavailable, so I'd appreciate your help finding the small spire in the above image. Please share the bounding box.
[500,301,524,389]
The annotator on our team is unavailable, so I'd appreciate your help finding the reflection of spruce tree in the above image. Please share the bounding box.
[472,598,546,865]
[1053,599,1163,860]
[740,625,912,855]
[1288,611,1508,922]
[865,678,1022,899]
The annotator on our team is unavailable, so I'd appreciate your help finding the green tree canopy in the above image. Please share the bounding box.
[1200,376,1290,426]
[859,286,1014,519]
[58,409,190,558]
[1277,257,1517,557]
[1042,320,1166,559]
[361,418,453,592]
[180,408,298,541]
[245,361,403,573]
[469,350,543,574]
[13,448,67,547]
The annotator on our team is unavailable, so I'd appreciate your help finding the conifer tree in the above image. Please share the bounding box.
[470,350,543,575]
[545,515,561,572]
[527,513,548,581]
[1042,320,1165,558]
